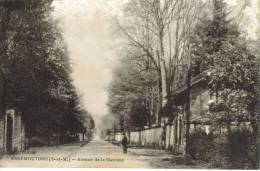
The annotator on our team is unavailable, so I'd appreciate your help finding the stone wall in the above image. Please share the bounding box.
[113,126,165,149]
[165,118,185,153]
[110,122,223,155]
[114,132,123,142]
[108,82,212,154]
[133,127,164,148]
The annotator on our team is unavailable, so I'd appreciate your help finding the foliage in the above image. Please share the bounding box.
[108,55,158,129]
[209,129,257,169]
[188,128,257,169]
[0,0,94,142]
[188,2,258,168]
[190,0,258,126]
[208,89,254,123]
[110,0,204,126]
[128,99,150,128]
[187,129,214,161]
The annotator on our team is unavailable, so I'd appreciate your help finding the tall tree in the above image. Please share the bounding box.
[0,0,94,143]
[113,0,203,124]
[190,0,258,131]
[108,54,157,129]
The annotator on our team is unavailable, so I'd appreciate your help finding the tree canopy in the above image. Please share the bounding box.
[0,0,95,140]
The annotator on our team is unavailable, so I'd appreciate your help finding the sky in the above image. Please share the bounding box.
[52,0,123,127]
[51,0,260,128]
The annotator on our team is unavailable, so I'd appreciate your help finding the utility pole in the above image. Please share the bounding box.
[255,56,260,169]
[184,43,192,155]
[185,66,191,155]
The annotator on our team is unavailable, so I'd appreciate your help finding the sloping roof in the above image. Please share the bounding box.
[169,71,210,98]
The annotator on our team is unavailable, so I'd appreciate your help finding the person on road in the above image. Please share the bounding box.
[121,135,128,154]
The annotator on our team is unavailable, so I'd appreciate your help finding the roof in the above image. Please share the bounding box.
[168,71,210,98]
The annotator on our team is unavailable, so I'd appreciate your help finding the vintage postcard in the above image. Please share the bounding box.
[0,0,259,169]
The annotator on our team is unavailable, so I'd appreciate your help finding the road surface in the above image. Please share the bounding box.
[0,136,151,168]
[0,135,209,168]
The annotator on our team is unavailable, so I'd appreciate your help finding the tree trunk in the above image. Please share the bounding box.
[156,69,162,125]
[160,60,167,107]
[149,87,154,127]
[159,28,168,109]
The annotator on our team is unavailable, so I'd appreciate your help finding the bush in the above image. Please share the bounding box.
[27,137,47,147]
[188,128,257,169]
[209,129,257,169]
[226,129,256,169]
[208,133,230,168]
[187,128,214,161]
[0,148,3,159]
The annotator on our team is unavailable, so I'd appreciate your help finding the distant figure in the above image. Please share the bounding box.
[121,135,128,154]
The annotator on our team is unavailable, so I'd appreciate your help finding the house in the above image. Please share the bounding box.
[163,69,212,153]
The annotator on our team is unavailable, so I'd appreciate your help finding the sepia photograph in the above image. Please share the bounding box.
[0,0,259,169]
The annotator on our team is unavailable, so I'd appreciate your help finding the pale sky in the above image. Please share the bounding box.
[51,0,260,128]
[52,0,122,127]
